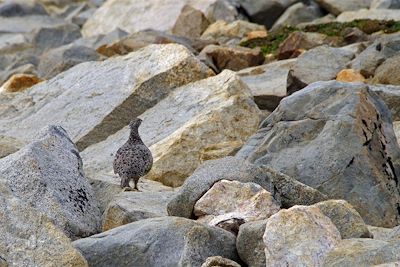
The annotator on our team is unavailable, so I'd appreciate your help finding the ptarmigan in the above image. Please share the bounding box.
[113,118,153,191]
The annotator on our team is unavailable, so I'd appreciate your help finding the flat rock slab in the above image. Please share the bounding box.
[315,0,371,15]
[237,80,400,227]
[0,126,101,239]
[73,216,239,267]
[337,8,400,22]
[82,0,215,37]
[0,44,212,151]
[81,70,261,187]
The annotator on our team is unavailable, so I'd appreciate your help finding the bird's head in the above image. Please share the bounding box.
[129,118,142,129]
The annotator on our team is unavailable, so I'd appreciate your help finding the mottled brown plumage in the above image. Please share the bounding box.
[113,118,153,190]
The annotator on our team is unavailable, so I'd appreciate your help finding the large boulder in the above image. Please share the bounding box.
[0,189,88,267]
[315,0,371,15]
[372,54,400,85]
[272,2,323,30]
[73,216,239,267]
[0,126,101,239]
[236,220,267,267]
[263,205,341,266]
[337,8,400,22]
[0,44,213,152]
[237,81,400,227]
[81,70,260,187]
[82,0,215,37]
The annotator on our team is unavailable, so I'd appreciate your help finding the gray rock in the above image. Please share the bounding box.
[370,84,400,121]
[0,15,66,34]
[371,0,400,8]
[272,2,323,30]
[205,0,245,23]
[368,225,400,241]
[237,81,400,227]
[237,220,267,267]
[172,5,210,39]
[337,8,400,22]
[167,156,275,218]
[323,239,400,267]
[102,190,174,231]
[237,58,296,110]
[0,126,101,239]
[0,135,24,158]
[314,200,371,239]
[38,44,100,79]
[0,186,88,267]
[290,45,355,88]
[0,44,212,151]
[201,256,241,267]
[73,216,239,267]
[0,0,47,17]
[239,0,298,28]
[315,0,371,15]
[32,23,82,52]
[373,54,400,85]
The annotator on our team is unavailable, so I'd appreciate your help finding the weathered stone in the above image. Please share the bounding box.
[73,217,239,267]
[0,15,66,34]
[81,70,260,187]
[0,135,24,158]
[0,126,101,239]
[167,157,276,218]
[277,31,337,60]
[201,20,266,45]
[172,5,210,39]
[370,84,400,121]
[373,55,400,85]
[102,191,174,231]
[237,58,296,110]
[337,9,400,22]
[264,205,341,267]
[237,220,267,267]
[368,224,400,240]
[205,0,244,23]
[240,0,298,28]
[0,44,212,151]
[194,180,280,232]
[336,68,366,83]
[371,0,400,9]
[32,23,82,52]
[199,45,264,71]
[272,2,322,31]
[314,200,371,239]
[323,239,400,267]
[0,73,42,93]
[315,0,371,16]
[0,0,47,17]
[237,81,400,227]
[374,262,400,267]
[82,0,215,37]
[38,44,100,79]
[201,256,241,267]
[290,45,355,87]
[0,189,88,267]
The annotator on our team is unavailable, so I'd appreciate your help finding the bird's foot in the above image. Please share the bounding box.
[122,187,137,192]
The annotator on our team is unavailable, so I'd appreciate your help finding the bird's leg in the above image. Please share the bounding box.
[120,177,133,191]
[133,179,140,191]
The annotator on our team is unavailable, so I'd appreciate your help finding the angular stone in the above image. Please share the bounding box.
[0,44,212,150]
[81,71,260,187]
[290,45,355,87]
[336,69,366,83]
[102,191,174,231]
[240,0,298,28]
[194,180,280,232]
[237,81,400,227]
[0,190,88,267]
[201,256,241,267]
[172,5,210,39]
[0,74,42,93]
[371,0,400,8]
[205,0,244,23]
[372,55,400,85]
[0,1,48,17]
[337,9,400,22]
[82,0,215,37]
[237,220,267,267]
[199,45,264,72]
[32,23,82,52]
[0,135,24,158]
[323,239,400,267]
[272,2,322,31]
[315,0,371,16]
[237,58,296,110]
[0,126,101,239]
[73,217,239,267]
[38,44,100,79]
[264,205,341,267]
[200,20,266,45]
[0,15,66,34]
[314,200,371,239]
[167,157,276,218]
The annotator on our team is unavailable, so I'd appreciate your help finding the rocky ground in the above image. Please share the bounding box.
[3,0,400,266]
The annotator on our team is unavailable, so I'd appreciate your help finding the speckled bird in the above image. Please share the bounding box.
[113,118,153,191]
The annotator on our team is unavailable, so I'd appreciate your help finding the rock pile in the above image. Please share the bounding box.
[2,0,400,266]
